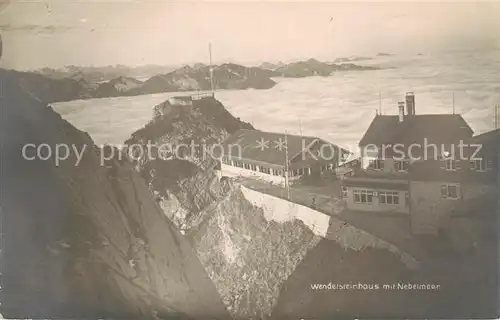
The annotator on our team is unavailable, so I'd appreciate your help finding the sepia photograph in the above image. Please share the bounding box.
[0,1,499,319]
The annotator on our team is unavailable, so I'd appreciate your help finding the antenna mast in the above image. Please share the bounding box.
[451,91,455,114]
[379,91,382,115]
[209,42,215,97]
[284,131,290,200]
[452,92,455,114]
[495,104,499,129]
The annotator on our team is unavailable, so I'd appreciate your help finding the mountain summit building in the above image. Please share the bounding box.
[217,129,350,184]
[341,92,498,235]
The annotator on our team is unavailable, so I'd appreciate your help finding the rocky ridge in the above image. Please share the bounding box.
[22,59,381,103]
[0,69,230,319]
[275,58,379,78]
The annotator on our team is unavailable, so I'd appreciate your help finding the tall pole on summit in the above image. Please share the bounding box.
[495,104,499,129]
[452,92,455,114]
[209,42,215,97]
[379,91,382,115]
[284,131,290,200]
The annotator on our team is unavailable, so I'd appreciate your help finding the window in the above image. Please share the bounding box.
[444,159,456,171]
[369,159,384,170]
[353,190,374,204]
[379,191,400,205]
[472,159,493,171]
[471,159,485,171]
[395,160,408,171]
[244,163,250,170]
[486,159,493,170]
[273,169,283,176]
[440,184,460,200]
[250,164,257,171]
[341,186,348,198]
[260,167,270,174]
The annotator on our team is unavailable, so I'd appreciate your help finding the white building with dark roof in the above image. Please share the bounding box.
[342,92,498,235]
[217,129,351,184]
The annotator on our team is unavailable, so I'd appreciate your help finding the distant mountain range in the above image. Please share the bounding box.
[21,58,381,103]
[333,56,373,63]
[258,61,286,71]
[272,58,379,78]
[35,64,177,83]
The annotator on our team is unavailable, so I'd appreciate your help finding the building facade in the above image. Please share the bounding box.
[341,92,498,235]
[341,177,409,214]
[218,129,350,185]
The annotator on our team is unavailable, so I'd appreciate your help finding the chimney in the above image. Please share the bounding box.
[406,92,415,115]
[398,101,405,122]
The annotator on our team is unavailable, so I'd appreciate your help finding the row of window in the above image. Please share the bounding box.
[444,158,494,171]
[368,159,408,171]
[368,158,494,172]
[222,158,316,177]
[351,189,402,205]
[470,159,493,171]
[345,185,460,204]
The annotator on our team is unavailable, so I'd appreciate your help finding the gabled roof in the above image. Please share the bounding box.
[220,129,348,166]
[359,114,473,147]
[470,128,500,156]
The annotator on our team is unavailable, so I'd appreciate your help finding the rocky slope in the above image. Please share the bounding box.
[0,69,230,319]
[124,96,254,232]
[6,69,97,103]
[189,186,323,318]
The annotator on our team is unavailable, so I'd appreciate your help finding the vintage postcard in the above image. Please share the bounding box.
[0,1,499,319]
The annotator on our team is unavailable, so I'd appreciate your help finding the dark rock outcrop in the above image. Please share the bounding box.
[94,76,144,98]
[275,58,379,78]
[135,63,277,95]
[124,97,254,232]
[0,69,230,319]
[258,61,285,71]
[4,69,96,103]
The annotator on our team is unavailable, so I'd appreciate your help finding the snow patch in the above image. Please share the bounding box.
[240,185,330,237]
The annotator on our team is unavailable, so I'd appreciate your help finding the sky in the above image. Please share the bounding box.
[0,0,499,70]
